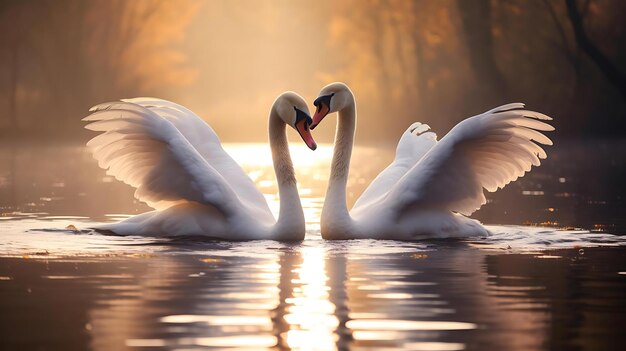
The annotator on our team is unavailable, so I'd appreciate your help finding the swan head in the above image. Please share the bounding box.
[310,82,353,129]
[274,92,317,150]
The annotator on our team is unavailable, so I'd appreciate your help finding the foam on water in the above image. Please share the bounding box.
[471,225,625,252]
[1,215,624,258]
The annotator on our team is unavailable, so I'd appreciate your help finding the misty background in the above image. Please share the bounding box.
[1,0,625,145]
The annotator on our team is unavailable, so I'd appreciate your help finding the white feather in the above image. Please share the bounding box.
[83,96,305,240]
[386,105,553,217]
[316,83,555,241]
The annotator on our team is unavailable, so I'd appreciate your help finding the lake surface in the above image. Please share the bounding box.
[1,142,626,351]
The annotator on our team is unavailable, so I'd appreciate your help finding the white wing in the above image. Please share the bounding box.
[386,103,554,216]
[352,122,437,212]
[90,98,272,218]
[83,102,245,217]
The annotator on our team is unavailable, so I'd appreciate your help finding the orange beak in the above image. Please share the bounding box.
[310,103,329,130]
[296,118,317,150]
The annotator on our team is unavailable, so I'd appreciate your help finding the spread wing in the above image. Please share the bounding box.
[352,122,437,212]
[386,103,554,216]
[83,102,244,216]
[90,98,272,218]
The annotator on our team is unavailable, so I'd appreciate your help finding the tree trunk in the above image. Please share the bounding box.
[565,0,626,100]
[6,2,22,132]
[456,0,507,103]
[8,40,20,131]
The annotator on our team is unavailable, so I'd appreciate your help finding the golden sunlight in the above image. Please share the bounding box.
[224,143,334,169]
[1,0,626,350]
[284,247,338,351]
[225,143,334,224]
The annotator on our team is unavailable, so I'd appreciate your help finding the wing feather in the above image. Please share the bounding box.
[352,122,437,212]
[387,104,554,216]
[112,98,272,218]
[83,104,241,215]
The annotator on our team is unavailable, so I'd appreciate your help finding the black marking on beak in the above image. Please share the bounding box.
[294,107,312,128]
[313,93,334,114]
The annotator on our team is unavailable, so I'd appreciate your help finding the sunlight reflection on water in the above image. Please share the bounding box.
[283,247,338,350]
[1,221,626,350]
[1,143,626,350]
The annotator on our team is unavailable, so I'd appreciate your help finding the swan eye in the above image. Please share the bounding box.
[313,93,335,112]
[294,107,312,126]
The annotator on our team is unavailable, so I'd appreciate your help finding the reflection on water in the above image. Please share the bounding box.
[283,247,338,350]
[1,142,626,350]
[1,244,625,350]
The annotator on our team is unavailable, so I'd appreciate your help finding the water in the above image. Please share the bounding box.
[1,142,626,350]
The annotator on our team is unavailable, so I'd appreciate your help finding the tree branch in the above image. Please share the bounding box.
[565,0,626,99]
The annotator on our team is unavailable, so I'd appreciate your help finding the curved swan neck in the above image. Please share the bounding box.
[321,96,356,237]
[268,107,305,239]
[330,102,356,183]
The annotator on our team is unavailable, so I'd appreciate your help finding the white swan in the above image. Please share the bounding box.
[83,92,317,240]
[310,82,554,240]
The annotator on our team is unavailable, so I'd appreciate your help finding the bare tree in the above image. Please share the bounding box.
[565,0,626,99]
[0,0,198,138]
[0,1,25,131]
[456,0,507,102]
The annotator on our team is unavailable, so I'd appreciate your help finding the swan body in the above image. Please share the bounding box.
[83,92,316,240]
[310,82,554,240]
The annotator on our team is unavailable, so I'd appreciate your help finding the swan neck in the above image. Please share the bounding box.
[268,109,305,239]
[322,99,356,235]
[331,103,356,183]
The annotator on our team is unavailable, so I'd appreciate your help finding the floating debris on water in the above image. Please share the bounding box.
[131,253,155,259]
[66,224,79,233]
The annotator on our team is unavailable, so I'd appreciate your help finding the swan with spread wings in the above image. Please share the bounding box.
[83,92,316,240]
[310,82,554,240]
